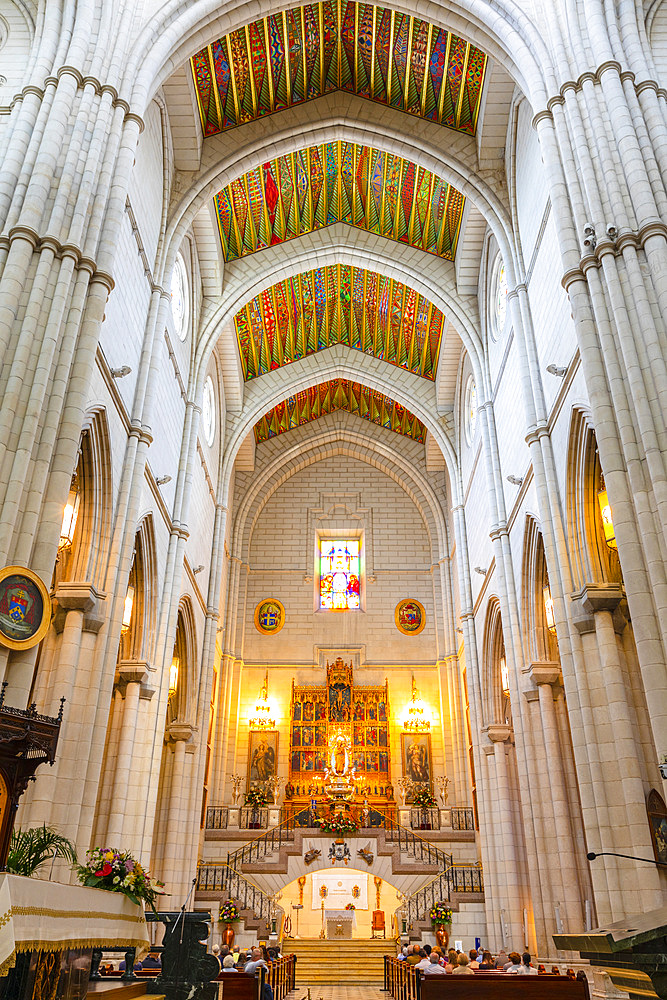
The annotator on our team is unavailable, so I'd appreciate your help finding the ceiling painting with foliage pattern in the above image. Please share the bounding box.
[191,2,487,137]
[215,141,465,261]
[254,379,426,444]
[236,264,443,382]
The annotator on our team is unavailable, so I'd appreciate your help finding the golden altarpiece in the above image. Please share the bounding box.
[285,658,395,818]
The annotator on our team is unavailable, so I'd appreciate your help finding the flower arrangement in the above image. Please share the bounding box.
[429,903,452,924]
[316,814,360,836]
[412,785,437,808]
[245,785,268,807]
[220,899,241,922]
[345,903,356,910]
[76,848,164,914]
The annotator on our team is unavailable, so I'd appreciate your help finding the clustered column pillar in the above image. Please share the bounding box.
[485,724,525,948]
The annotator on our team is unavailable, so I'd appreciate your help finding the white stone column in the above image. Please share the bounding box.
[486,725,525,948]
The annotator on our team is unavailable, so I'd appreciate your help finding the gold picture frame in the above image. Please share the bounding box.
[401,732,432,802]
[0,565,51,651]
[647,788,667,866]
[395,599,426,635]
[248,730,279,786]
[254,598,285,635]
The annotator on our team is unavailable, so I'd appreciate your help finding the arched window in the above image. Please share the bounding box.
[202,375,216,446]
[463,375,477,445]
[171,253,189,342]
[483,599,511,727]
[490,253,508,341]
[522,516,559,664]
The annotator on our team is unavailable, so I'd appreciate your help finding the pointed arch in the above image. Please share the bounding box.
[481,597,509,728]
[521,514,558,665]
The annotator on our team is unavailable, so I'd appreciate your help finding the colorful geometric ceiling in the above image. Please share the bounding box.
[254,379,426,444]
[215,141,465,261]
[191,2,487,137]
[236,264,444,381]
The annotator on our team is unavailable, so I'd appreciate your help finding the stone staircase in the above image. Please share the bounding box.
[284,938,390,985]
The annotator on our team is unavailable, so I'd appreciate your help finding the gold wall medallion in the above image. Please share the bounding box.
[254,598,285,635]
[394,598,426,635]
[0,565,51,650]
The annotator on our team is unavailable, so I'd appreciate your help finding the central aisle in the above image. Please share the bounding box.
[284,938,389,985]
[288,989,388,1000]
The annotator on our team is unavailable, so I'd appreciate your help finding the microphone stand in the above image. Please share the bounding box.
[587,850,667,869]
[173,877,198,945]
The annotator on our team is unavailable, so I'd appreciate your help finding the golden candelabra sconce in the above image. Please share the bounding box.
[250,670,276,729]
[228,774,243,805]
[374,875,382,910]
[298,875,307,906]
[402,676,431,732]
[397,776,415,806]
[435,775,450,805]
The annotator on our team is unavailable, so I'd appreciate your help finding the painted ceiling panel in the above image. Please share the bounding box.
[191,2,487,137]
[254,378,426,443]
[216,140,465,261]
[235,263,444,381]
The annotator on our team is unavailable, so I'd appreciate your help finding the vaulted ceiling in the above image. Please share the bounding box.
[253,378,426,443]
[215,141,465,262]
[235,264,444,381]
[191,1,487,137]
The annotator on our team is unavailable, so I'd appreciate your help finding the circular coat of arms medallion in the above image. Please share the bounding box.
[254,598,285,635]
[394,598,426,635]
[0,566,51,650]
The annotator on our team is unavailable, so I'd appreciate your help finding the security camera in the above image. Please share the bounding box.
[659,761,667,780]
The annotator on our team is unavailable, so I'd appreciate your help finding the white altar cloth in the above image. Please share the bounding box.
[0,875,149,976]
[324,909,356,938]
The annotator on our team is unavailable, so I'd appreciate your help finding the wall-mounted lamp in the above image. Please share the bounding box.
[110,366,132,379]
[546,364,567,377]
[156,475,172,486]
[507,475,524,487]
[59,476,80,550]
[597,476,617,549]
[403,675,430,732]
[543,583,557,633]
[169,656,179,698]
[474,566,487,576]
[121,585,135,633]
[193,565,205,574]
[250,670,276,729]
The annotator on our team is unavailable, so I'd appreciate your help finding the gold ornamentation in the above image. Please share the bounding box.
[394,599,426,636]
[0,565,51,651]
[254,599,285,635]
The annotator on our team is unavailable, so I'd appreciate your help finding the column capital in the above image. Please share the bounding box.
[167,722,195,744]
[574,583,625,614]
[117,659,150,686]
[527,661,562,688]
[55,581,105,612]
[485,724,513,744]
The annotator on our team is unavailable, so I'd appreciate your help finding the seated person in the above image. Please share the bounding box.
[119,958,143,972]
[415,950,431,971]
[406,945,422,966]
[468,949,480,970]
[478,951,494,970]
[222,956,238,973]
[505,953,524,974]
[424,955,447,976]
[452,954,474,976]
[141,952,161,970]
[518,953,538,976]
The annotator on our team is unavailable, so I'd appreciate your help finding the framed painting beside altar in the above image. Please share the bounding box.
[248,730,278,784]
[401,732,432,801]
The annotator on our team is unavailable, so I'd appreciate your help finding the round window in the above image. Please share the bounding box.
[202,375,216,447]
[491,254,508,340]
[171,253,189,342]
[464,376,477,445]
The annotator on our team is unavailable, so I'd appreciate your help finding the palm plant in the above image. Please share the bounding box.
[6,824,77,877]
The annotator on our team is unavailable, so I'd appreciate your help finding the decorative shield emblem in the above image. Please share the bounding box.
[254,598,285,635]
[8,588,30,623]
[328,841,351,865]
[395,598,426,635]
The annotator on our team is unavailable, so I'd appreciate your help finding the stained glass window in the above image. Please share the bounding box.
[202,375,215,446]
[171,253,189,341]
[464,376,477,445]
[319,540,360,610]
[491,254,507,340]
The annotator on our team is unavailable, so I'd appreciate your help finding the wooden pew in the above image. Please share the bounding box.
[419,973,590,1000]
[212,973,261,1000]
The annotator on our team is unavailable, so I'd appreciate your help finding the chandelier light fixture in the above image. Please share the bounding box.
[403,675,430,732]
[597,475,617,549]
[250,670,276,729]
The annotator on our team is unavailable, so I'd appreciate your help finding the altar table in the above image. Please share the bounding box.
[324,909,356,938]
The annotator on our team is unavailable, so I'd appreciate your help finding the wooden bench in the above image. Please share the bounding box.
[419,973,590,1000]
[211,974,261,1000]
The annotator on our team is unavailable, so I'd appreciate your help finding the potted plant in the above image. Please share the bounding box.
[412,786,437,828]
[219,899,241,948]
[6,824,77,876]
[75,847,164,915]
[245,786,268,828]
[429,903,452,949]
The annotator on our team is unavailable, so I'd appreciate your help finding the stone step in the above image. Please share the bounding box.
[284,939,390,985]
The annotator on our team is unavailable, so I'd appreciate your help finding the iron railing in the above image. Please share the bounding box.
[402,862,484,926]
[206,806,229,830]
[384,815,453,870]
[240,806,269,829]
[196,862,277,923]
[451,807,475,831]
[227,808,310,875]
[410,807,440,830]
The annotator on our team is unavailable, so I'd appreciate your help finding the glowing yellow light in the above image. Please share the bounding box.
[403,675,430,732]
[500,655,510,695]
[597,486,617,549]
[169,656,179,697]
[543,584,556,634]
[121,585,135,633]
[59,480,80,550]
[250,670,276,729]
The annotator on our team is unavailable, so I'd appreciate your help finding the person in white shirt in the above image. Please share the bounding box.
[424,955,447,976]
[517,953,538,975]
[415,950,431,971]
